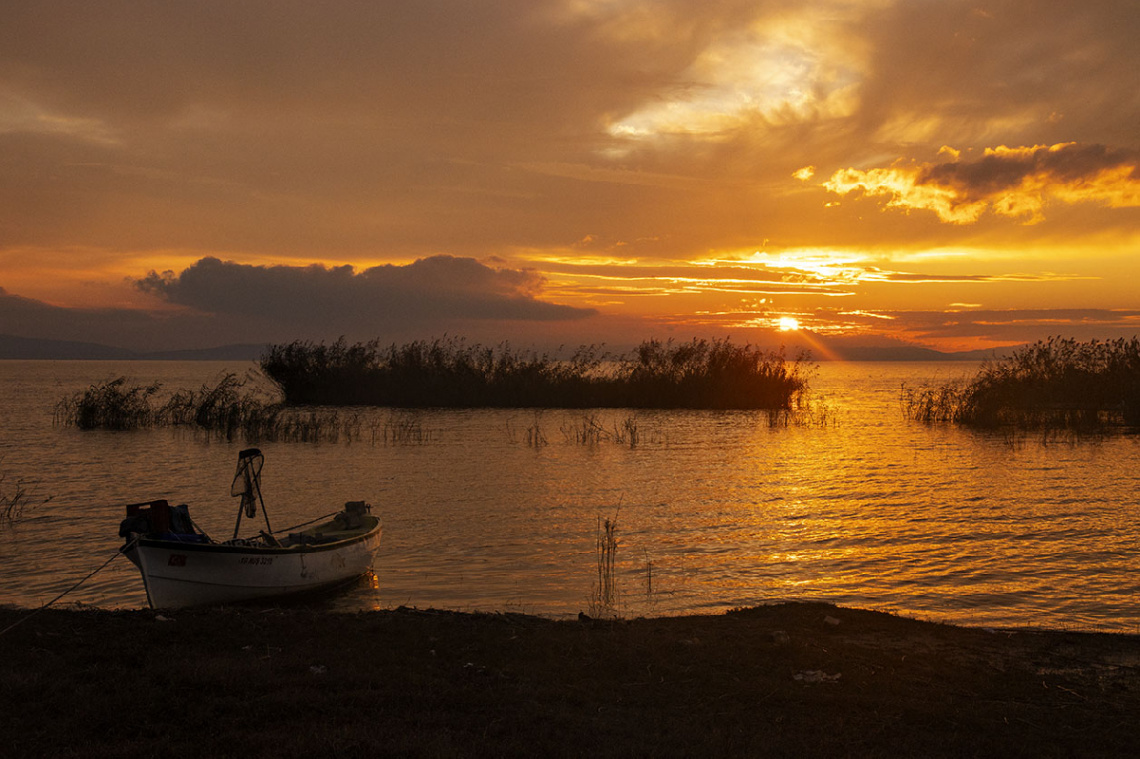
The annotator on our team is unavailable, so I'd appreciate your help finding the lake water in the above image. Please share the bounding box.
[1,360,1138,632]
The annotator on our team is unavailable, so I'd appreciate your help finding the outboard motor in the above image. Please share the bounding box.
[119,499,172,538]
[119,499,203,541]
[335,500,372,530]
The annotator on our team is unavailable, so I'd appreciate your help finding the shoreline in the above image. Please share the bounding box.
[3,601,1138,757]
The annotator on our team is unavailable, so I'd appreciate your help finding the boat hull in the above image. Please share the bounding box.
[122,518,382,609]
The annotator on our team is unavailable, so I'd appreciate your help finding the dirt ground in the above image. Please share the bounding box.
[2,602,1138,757]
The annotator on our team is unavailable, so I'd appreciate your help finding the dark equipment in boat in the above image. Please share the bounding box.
[231,448,270,539]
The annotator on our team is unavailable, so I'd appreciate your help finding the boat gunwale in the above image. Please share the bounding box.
[130,517,382,556]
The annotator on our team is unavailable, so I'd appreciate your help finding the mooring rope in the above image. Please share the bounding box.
[0,539,135,639]
[272,511,339,535]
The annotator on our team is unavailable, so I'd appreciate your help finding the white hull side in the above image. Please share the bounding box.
[125,526,381,609]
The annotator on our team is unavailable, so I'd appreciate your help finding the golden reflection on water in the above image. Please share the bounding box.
[1,360,1139,631]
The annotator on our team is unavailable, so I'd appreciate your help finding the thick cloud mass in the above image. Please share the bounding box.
[0,257,595,351]
[136,254,595,325]
[825,142,1140,224]
[919,144,1138,197]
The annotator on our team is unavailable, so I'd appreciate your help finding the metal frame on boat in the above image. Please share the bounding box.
[119,448,382,609]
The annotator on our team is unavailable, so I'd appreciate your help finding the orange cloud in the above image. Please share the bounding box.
[824,143,1140,223]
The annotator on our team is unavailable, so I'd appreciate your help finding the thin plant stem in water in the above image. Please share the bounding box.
[589,504,621,618]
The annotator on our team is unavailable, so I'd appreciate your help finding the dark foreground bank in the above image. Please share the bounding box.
[2,602,1138,758]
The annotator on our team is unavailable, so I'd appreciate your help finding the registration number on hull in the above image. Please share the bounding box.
[238,556,274,566]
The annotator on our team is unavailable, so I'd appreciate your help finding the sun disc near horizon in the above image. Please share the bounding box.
[778,317,800,332]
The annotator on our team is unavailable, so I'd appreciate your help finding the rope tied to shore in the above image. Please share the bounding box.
[0,539,135,639]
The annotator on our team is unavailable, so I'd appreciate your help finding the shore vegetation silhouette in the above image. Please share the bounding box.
[259,337,809,410]
[53,373,389,444]
[903,336,1140,429]
[54,337,812,441]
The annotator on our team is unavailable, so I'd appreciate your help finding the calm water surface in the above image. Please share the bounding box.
[1,360,1138,631]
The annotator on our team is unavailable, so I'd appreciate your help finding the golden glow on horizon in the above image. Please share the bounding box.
[778,316,800,331]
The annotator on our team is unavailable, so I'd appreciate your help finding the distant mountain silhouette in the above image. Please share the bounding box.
[823,345,1006,362]
[0,334,265,361]
[0,333,1008,363]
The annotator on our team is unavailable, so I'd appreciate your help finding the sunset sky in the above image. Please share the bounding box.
[1,0,1137,354]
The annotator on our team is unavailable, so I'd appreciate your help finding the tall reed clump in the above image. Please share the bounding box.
[162,372,284,440]
[261,336,809,410]
[56,374,279,438]
[55,374,429,444]
[618,338,808,409]
[903,336,1140,428]
[54,378,162,429]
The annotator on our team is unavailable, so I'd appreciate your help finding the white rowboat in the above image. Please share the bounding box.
[119,449,382,609]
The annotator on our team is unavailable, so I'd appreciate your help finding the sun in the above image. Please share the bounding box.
[778,316,800,332]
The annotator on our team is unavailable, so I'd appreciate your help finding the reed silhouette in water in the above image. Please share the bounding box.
[903,336,1140,428]
[259,336,809,410]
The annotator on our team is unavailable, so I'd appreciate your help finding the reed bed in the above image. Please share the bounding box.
[903,336,1140,429]
[54,374,417,444]
[53,377,161,430]
[260,336,809,410]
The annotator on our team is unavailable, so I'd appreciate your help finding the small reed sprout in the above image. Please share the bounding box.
[613,416,639,448]
[526,413,548,448]
[0,462,51,524]
[562,414,611,446]
[642,548,654,606]
[589,509,621,618]
[375,412,431,446]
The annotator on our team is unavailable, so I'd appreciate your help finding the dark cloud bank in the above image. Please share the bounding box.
[918,144,1138,198]
[136,255,591,324]
[2,256,597,352]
